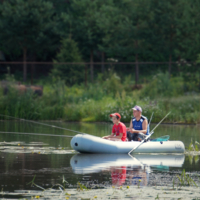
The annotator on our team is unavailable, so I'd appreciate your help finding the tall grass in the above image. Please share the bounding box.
[0,72,200,123]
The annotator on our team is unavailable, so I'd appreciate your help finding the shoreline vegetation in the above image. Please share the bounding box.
[0,72,200,124]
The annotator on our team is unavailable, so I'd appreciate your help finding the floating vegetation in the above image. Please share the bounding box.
[0,141,76,154]
[1,185,200,199]
[0,171,199,200]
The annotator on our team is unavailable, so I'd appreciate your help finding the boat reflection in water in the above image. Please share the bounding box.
[70,154,185,186]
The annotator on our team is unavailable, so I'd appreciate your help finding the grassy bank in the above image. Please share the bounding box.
[0,72,200,124]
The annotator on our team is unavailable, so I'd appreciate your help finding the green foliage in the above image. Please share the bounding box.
[0,0,200,67]
[140,72,184,98]
[0,88,41,120]
[187,140,199,152]
[176,169,198,188]
[0,71,200,123]
[52,38,84,85]
[68,0,109,57]
[77,182,89,191]
[0,0,60,55]
[197,54,200,64]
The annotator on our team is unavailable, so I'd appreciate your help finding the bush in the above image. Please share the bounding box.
[140,72,184,98]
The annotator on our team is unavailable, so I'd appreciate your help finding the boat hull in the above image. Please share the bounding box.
[70,134,185,154]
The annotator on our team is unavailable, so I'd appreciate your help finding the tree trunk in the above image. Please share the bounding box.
[23,47,27,82]
[101,52,105,74]
[135,54,139,85]
[31,53,36,85]
[90,50,94,82]
[134,39,139,85]
[169,54,172,78]
[85,64,87,87]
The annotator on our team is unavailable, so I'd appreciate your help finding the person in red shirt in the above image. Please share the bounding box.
[102,113,127,141]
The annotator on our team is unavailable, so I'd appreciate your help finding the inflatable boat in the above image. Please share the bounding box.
[70,154,185,174]
[70,134,185,154]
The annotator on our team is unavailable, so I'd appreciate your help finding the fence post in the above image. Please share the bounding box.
[85,64,87,87]
[168,54,172,78]
[135,54,139,85]
[90,50,94,82]
[31,63,34,85]
[101,52,105,73]
[23,47,27,82]
[31,54,36,85]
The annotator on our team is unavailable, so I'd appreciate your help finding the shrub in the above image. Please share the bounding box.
[140,72,184,98]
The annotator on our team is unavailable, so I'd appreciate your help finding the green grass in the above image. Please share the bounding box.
[0,72,200,123]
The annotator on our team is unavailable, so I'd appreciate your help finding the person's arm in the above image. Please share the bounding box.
[102,126,115,139]
[102,132,115,139]
[108,124,123,139]
[108,132,123,139]
[126,120,133,131]
[130,119,148,134]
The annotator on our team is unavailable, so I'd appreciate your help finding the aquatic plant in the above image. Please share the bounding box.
[176,169,198,188]
[27,175,45,191]
[77,182,89,191]
[155,194,160,200]
[187,140,199,152]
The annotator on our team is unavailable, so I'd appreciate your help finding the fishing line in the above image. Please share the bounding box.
[0,114,86,135]
[0,131,73,137]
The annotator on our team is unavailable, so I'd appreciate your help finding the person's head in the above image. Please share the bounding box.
[132,105,142,118]
[110,113,121,124]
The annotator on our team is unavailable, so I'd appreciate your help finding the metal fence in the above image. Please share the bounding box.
[0,61,199,86]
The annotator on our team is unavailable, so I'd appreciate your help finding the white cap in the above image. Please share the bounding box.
[132,105,142,112]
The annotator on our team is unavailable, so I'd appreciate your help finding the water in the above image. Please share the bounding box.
[0,121,200,199]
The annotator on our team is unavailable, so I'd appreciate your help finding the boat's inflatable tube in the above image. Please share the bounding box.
[70,134,185,154]
[70,154,185,174]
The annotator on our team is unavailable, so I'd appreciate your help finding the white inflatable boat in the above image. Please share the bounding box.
[70,154,185,174]
[70,134,185,154]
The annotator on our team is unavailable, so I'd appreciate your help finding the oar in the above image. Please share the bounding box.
[128,112,171,155]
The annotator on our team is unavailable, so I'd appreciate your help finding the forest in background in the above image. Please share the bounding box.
[0,0,200,82]
[0,0,200,123]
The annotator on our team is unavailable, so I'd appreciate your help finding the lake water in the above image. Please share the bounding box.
[0,121,200,199]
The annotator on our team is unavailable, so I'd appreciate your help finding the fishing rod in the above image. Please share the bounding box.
[148,112,154,130]
[0,131,73,138]
[128,112,171,155]
[0,114,87,136]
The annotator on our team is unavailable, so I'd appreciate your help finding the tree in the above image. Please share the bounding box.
[105,0,153,84]
[52,37,84,85]
[148,0,200,76]
[0,0,61,82]
[175,0,200,61]
[67,0,110,82]
[95,1,121,72]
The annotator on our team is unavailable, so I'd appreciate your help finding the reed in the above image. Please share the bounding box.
[176,169,198,188]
